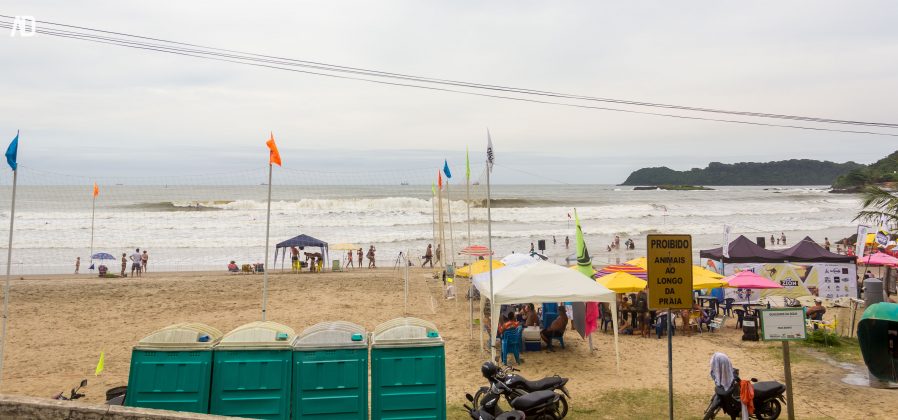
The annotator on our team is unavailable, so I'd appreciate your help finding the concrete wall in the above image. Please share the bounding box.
[0,394,248,420]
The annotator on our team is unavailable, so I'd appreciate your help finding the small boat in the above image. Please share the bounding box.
[400,181,409,186]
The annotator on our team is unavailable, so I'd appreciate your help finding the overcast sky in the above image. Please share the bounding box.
[1,1,896,183]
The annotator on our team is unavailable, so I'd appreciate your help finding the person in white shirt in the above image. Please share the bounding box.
[130,248,143,277]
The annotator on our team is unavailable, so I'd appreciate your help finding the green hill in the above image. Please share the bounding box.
[832,150,898,190]
[622,159,863,186]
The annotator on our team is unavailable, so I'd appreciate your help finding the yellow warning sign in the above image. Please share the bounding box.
[647,234,694,310]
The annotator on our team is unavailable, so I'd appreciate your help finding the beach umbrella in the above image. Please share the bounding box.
[723,271,783,289]
[91,252,115,260]
[459,245,493,257]
[692,273,729,290]
[500,253,539,267]
[627,256,724,281]
[596,271,647,293]
[595,263,647,280]
[456,259,505,278]
[568,264,597,275]
[857,252,898,267]
[330,243,359,251]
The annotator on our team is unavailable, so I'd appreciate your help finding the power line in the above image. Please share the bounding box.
[3,16,898,136]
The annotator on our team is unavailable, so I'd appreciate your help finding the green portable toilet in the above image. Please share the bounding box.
[125,322,222,413]
[371,317,446,420]
[210,321,296,420]
[292,321,368,420]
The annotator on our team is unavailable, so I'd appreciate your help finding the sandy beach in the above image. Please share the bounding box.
[0,268,894,419]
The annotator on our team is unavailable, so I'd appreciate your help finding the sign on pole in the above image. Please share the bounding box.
[875,229,889,247]
[759,308,807,341]
[647,234,694,310]
[855,225,869,257]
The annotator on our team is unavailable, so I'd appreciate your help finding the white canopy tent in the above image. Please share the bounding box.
[473,261,620,370]
[500,253,541,267]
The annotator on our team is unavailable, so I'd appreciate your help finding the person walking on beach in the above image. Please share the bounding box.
[346,249,354,268]
[530,242,535,253]
[780,232,787,245]
[141,250,149,273]
[367,245,376,268]
[130,248,142,277]
[824,237,831,251]
[422,244,434,267]
[435,244,442,263]
[75,257,80,274]
[565,236,570,249]
[770,234,775,247]
[357,248,363,268]
[553,236,557,246]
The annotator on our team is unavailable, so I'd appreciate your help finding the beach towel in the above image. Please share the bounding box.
[584,302,599,337]
[710,352,734,390]
[739,379,755,418]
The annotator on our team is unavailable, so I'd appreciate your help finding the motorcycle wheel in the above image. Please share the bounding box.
[472,389,485,409]
[702,397,718,420]
[755,399,782,420]
[553,395,569,419]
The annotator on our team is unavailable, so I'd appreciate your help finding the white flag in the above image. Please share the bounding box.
[722,225,732,258]
[486,130,494,172]
[856,225,869,257]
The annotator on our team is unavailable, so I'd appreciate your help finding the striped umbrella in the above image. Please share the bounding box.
[594,263,647,280]
[459,245,493,257]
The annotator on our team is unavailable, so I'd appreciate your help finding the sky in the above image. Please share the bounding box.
[1,1,897,184]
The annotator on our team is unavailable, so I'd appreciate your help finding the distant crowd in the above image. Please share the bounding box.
[75,248,149,278]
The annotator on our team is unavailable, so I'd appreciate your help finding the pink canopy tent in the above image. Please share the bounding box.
[857,252,898,267]
[723,271,784,289]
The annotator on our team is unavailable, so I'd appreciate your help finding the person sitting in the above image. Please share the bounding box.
[618,318,634,335]
[228,261,239,273]
[806,298,826,329]
[98,264,108,276]
[540,307,568,352]
[522,303,539,327]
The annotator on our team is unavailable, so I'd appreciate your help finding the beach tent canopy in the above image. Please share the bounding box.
[273,234,329,267]
[779,237,857,263]
[500,253,540,267]
[472,261,617,305]
[858,252,898,266]
[699,235,787,264]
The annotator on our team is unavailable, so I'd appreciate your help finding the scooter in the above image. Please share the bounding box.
[703,368,786,420]
[463,395,525,420]
[474,363,570,418]
[52,379,87,401]
[471,362,567,419]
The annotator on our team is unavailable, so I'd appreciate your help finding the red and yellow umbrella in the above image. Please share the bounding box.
[459,245,493,257]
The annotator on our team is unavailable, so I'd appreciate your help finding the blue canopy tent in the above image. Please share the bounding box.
[273,234,329,271]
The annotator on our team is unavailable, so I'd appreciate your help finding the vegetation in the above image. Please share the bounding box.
[832,150,898,189]
[622,159,863,186]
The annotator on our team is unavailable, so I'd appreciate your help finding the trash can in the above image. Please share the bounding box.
[742,313,759,341]
[292,321,368,420]
[371,317,446,420]
[125,322,222,413]
[210,321,296,420]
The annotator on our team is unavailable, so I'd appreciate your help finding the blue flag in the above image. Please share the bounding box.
[5,131,18,171]
[442,159,452,179]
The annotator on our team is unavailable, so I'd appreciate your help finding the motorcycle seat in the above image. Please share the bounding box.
[511,390,558,411]
[519,376,566,392]
[753,381,785,400]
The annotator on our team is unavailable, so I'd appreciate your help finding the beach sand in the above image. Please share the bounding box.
[0,269,893,419]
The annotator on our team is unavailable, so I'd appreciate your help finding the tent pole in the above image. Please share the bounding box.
[486,149,495,362]
[0,168,18,390]
[261,164,273,321]
[438,174,446,270]
[611,299,620,373]
[447,179,455,268]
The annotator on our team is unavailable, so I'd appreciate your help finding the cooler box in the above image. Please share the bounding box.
[210,321,296,420]
[125,322,222,413]
[523,326,541,351]
[371,317,446,420]
[292,321,368,420]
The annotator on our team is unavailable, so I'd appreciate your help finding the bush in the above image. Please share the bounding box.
[805,329,842,347]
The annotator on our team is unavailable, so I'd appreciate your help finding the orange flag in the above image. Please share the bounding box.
[92,183,99,198]
[438,171,443,190]
[266,132,282,166]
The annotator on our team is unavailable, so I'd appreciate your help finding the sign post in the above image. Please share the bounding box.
[647,234,693,420]
[759,308,806,420]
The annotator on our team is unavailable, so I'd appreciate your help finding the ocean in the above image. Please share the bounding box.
[0,184,862,274]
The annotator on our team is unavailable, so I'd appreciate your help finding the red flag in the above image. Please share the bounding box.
[438,171,443,190]
[266,132,282,166]
[92,183,99,198]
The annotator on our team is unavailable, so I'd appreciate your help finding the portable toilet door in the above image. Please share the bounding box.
[124,322,222,413]
[210,321,296,420]
[292,321,368,420]
[371,317,446,420]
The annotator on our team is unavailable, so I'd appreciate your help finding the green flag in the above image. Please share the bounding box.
[431,182,436,195]
[573,209,593,278]
[466,146,471,180]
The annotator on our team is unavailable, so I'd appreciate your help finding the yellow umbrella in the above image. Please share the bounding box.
[693,273,729,290]
[331,243,359,251]
[627,256,724,282]
[568,264,597,275]
[456,259,505,278]
[596,272,647,293]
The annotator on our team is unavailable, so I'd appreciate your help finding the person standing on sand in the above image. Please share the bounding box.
[75,257,80,274]
[346,249,354,268]
[553,236,557,246]
[357,248,363,268]
[565,236,570,249]
[435,244,442,263]
[770,235,775,246]
[824,237,831,251]
[367,245,376,268]
[121,253,127,277]
[130,248,142,277]
[141,250,149,273]
[423,244,433,267]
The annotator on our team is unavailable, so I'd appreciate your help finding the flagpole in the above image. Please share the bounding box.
[438,176,446,269]
[89,189,96,266]
[261,163,273,321]
[0,167,18,388]
[486,151,495,362]
[466,163,472,339]
[431,188,437,257]
[446,179,455,267]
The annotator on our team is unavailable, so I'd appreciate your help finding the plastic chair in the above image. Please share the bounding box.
[655,313,676,339]
[733,309,745,329]
[541,309,565,349]
[723,298,735,316]
[601,307,614,332]
[501,326,523,365]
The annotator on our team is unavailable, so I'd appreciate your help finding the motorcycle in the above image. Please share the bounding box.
[52,379,87,401]
[471,362,567,420]
[703,368,786,420]
[474,363,569,418]
[463,394,525,420]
